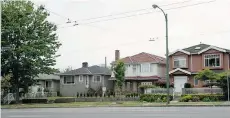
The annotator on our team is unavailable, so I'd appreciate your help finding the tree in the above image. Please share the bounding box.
[194,68,219,94]
[113,61,125,97]
[217,71,230,100]
[1,1,61,103]
[1,74,12,96]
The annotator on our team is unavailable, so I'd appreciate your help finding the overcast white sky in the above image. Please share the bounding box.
[34,0,230,70]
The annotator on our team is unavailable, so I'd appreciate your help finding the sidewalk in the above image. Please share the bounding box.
[1,102,230,109]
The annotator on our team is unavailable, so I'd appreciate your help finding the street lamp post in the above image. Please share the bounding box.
[152,4,170,105]
[227,70,229,102]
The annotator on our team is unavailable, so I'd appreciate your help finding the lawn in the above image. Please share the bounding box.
[1,101,228,109]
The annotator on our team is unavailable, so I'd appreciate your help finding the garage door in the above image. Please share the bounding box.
[174,76,188,93]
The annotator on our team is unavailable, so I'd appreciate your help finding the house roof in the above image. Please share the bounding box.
[34,74,60,80]
[59,65,111,75]
[183,43,230,54]
[113,52,166,64]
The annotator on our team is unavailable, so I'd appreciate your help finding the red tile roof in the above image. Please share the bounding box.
[119,52,166,64]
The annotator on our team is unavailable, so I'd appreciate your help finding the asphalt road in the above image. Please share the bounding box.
[1,107,230,118]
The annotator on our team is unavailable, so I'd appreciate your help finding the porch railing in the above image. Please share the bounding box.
[182,88,223,94]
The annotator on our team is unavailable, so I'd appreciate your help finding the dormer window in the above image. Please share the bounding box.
[173,57,186,68]
[204,54,220,67]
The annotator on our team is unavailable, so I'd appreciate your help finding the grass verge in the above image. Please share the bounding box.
[1,101,228,109]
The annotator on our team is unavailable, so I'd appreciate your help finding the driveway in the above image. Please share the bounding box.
[2,107,230,118]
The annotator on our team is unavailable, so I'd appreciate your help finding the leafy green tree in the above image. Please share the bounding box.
[1,74,12,96]
[194,69,219,94]
[1,1,61,103]
[113,61,125,96]
[217,71,230,100]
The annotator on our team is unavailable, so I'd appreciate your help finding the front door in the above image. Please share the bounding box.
[174,76,187,93]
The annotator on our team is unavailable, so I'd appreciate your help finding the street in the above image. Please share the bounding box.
[1,107,230,118]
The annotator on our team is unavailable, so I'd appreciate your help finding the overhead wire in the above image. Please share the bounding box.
[58,0,216,29]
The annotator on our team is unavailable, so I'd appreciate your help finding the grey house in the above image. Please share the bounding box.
[59,62,113,97]
[34,74,60,93]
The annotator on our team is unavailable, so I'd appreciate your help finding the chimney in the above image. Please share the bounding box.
[105,57,107,68]
[115,50,120,61]
[82,62,88,68]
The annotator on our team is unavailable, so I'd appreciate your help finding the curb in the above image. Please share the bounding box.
[2,105,230,109]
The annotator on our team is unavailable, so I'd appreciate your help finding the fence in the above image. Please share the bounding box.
[144,88,174,94]
[23,92,57,99]
[182,88,223,94]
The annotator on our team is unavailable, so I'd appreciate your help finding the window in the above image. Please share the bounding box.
[64,76,75,84]
[141,82,152,85]
[194,78,199,86]
[45,81,52,88]
[150,64,155,72]
[141,63,150,72]
[133,65,136,73]
[93,75,101,83]
[204,54,220,67]
[174,57,186,68]
[79,75,83,82]
[125,65,129,74]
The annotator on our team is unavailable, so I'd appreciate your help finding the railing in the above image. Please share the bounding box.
[182,88,223,94]
[23,92,57,99]
[144,88,174,94]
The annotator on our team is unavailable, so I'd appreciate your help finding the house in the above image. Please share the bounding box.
[110,50,166,93]
[59,62,113,97]
[33,74,60,93]
[169,43,230,93]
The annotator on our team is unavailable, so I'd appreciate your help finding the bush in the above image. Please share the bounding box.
[181,94,224,102]
[179,95,192,102]
[184,83,192,88]
[140,94,173,102]
[22,99,48,104]
[125,93,139,98]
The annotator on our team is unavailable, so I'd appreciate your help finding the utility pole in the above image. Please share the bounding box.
[227,70,229,102]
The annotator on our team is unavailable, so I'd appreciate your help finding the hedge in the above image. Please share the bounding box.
[125,93,140,98]
[140,94,173,102]
[22,99,48,103]
[180,94,224,102]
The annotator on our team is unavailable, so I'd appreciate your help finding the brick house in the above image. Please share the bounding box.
[169,43,230,93]
[110,50,166,93]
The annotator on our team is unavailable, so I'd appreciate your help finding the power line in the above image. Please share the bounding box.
[59,0,216,29]
[77,0,192,22]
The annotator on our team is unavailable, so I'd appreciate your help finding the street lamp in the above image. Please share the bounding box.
[152,4,170,105]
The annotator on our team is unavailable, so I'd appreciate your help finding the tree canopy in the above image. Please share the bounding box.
[113,61,125,90]
[1,1,61,102]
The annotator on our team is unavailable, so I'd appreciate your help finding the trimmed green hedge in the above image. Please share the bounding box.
[125,93,139,98]
[140,94,173,102]
[180,94,224,102]
[22,99,48,103]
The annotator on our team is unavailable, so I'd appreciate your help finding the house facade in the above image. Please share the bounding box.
[169,43,230,93]
[110,50,166,93]
[34,74,60,93]
[59,62,113,97]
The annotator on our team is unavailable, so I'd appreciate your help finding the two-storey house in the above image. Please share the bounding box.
[110,50,166,93]
[169,43,230,93]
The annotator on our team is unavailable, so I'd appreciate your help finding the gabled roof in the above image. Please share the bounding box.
[59,65,111,75]
[169,68,191,75]
[169,43,230,56]
[34,74,60,80]
[113,52,166,64]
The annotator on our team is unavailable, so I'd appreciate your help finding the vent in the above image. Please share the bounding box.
[195,47,201,50]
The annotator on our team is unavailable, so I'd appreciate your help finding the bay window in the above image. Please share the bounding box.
[204,54,220,67]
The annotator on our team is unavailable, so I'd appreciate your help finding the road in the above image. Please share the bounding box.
[1,107,230,118]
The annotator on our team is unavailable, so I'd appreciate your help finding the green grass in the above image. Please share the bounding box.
[1,101,227,109]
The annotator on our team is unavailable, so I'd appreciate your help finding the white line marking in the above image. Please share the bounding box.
[8,115,48,118]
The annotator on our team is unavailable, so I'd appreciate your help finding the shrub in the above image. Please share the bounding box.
[140,94,173,102]
[125,93,139,98]
[184,83,192,88]
[181,94,224,102]
[179,95,192,102]
[22,99,48,104]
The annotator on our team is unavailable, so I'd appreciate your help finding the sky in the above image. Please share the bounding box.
[33,0,230,70]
